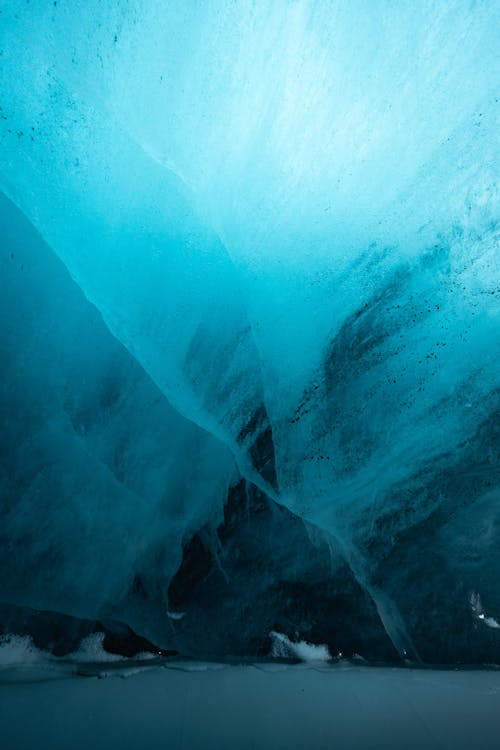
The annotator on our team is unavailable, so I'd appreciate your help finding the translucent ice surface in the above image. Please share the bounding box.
[0,1,499,664]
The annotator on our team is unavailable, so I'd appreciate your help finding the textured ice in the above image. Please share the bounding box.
[0,192,235,646]
[0,1,499,665]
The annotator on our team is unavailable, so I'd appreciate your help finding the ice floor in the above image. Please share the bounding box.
[1,662,499,750]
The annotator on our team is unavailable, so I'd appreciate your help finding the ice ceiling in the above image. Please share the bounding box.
[0,1,499,664]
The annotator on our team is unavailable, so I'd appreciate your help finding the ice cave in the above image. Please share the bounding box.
[0,1,499,748]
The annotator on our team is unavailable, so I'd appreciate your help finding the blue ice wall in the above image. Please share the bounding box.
[0,192,235,643]
[0,1,498,660]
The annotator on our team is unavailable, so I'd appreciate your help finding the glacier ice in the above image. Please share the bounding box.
[0,192,236,647]
[0,1,499,665]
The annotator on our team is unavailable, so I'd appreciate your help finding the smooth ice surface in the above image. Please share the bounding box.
[0,192,236,644]
[0,1,499,663]
[0,663,500,750]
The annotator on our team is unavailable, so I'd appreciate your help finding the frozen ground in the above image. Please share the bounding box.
[0,661,499,750]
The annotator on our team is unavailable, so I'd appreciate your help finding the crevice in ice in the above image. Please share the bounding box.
[326,534,420,663]
[200,529,231,585]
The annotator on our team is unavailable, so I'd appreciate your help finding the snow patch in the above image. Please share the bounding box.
[70,633,124,663]
[270,631,331,662]
[470,593,500,629]
[0,634,44,667]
